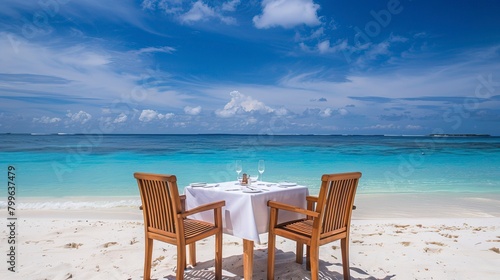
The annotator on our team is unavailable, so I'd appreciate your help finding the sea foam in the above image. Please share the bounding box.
[0,199,141,210]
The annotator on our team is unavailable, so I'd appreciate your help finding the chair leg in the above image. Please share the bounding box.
[309,245,319,280]
[215,231,222,280]
[144,238,153,280]
[306,245,311,271]
[176,244,185,280]
[296,241,303,264]
[188,243,196,267]
[341,238,350,280]
[267,231,276,280]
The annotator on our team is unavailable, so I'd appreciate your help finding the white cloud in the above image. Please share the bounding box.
[184,106,202,115]
[253,0,321,29]
[66,110,92,124]
[219,16,237,25]
[141,0,156,10]
[317,40,330,53]
[309,27,325,40]
[301,32,409,61]
[367,124,400,130]
[349,34,409,66]
[317,107,349,117]
[139,109,174,122]
[406,124,422,130]
[274,107,288,116]
[390,34,409,43]
[364,41,391,59]
[215,91,274,118]
[222,0,240,11]
[142,0,237,24]
[299,42,311,52]
[180,1,215,23]
[295,27,324,43]
[247,117,258,124]
[215,108,236,118]
[158,113,175,120]
[338,108,349,116]
[114,113,128,123]
[317,39,349,54]
[139,109,158,122]
[33,116,61,124]
[179,1,236,25]
[320,108,332,117]
[142,0,183,14]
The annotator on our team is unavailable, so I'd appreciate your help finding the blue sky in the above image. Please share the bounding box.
[1,0,499,135]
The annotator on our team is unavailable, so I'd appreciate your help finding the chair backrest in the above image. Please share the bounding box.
[134,172,183,236]
[314,172,362,236]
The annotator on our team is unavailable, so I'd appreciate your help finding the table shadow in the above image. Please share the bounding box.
[155,247,396,280]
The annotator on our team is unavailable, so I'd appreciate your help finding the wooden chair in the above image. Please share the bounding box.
[134,172,225,280]
[267,172,362,280]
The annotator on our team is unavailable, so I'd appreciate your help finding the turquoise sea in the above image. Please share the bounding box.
[1,134,499,209]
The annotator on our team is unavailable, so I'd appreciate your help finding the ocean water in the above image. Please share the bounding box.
[1,134,499,209]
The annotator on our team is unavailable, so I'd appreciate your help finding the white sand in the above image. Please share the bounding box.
[2,193,500,279]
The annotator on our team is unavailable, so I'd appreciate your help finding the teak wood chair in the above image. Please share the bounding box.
[267,172,362,280]
[134,172,225,280]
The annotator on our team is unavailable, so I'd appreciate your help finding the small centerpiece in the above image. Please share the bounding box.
[241,173,249,185]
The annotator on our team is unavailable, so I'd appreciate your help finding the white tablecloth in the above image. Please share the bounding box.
[184,181,309,244]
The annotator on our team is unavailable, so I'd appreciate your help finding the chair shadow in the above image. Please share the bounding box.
[154,247,396,280]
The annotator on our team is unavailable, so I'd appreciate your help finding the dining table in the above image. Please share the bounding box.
[184,180,309,280]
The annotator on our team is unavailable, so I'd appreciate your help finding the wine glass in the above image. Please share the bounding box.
[235,160,242,181]
[258,160,265,181]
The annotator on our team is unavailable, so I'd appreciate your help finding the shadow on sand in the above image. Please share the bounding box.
[153,248,396,280]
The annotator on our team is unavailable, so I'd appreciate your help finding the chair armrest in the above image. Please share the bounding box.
[180,194,186,212]
[268,200,319,218]
[306,196,318,203]
[181,200,225,218]
[305,196,318,217]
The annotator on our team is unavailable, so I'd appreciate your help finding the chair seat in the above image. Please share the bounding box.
[184,219,217,238]
[279,219,313,237]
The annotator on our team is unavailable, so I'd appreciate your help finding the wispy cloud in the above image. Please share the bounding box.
[143,0,238,25]
[0,31,180,118]
[33,116,62,124]
[135,46,176,55]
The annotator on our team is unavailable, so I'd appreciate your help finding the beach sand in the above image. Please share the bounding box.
[2,193,500,279]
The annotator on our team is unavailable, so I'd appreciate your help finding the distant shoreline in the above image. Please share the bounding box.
[0,132,496,137]
[429,133,491,137]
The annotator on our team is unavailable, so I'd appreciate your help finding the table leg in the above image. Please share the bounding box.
[243,239,254,280]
